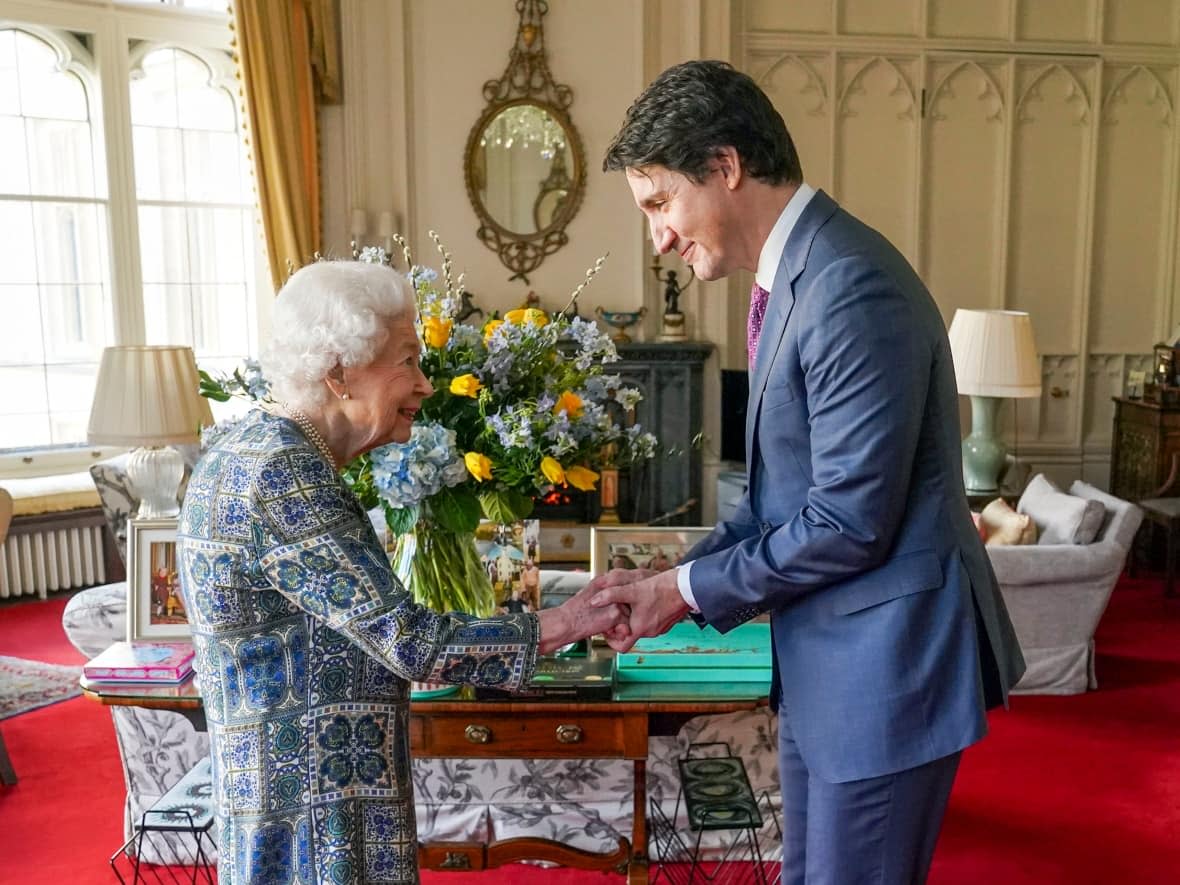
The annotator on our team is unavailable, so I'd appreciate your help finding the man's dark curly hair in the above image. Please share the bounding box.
[603,60,802,186]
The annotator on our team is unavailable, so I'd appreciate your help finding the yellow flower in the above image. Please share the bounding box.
[553,390,583,419]
[565,465,599,491]
[482,319,503,341]
[540,456,566,486]
[505,307,549,327]
[421,316,452,349]
[449,374,483,397]
[464,452,493,482]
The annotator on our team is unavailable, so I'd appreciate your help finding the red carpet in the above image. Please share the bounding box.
[1,580,1178,884]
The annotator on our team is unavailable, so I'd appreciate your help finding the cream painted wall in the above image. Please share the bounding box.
[321,0,738,519]
[322,0,1180,515]
[324,0,650,320]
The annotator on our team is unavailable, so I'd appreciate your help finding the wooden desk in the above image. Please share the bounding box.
[81,673,768,884]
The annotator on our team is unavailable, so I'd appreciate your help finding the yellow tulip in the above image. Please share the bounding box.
[553,390,583,419]
[540,456,566,486]
[464,452,493,482]
[565,465,599,491]
[449,374,483,397]
[504,307,549,327]
[483,319,504,341]
[421,316,452,349]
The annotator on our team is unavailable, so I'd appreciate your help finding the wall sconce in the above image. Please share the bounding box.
[349,207,367,242]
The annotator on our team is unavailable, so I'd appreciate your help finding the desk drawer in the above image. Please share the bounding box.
[411,711,638,758]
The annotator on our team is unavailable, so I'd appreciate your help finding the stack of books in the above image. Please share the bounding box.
[83,641,196,684]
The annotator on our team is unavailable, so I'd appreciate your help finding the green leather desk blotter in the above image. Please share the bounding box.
[615,621,771,684]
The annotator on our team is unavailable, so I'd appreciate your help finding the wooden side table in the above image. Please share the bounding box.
[82,668,768,884]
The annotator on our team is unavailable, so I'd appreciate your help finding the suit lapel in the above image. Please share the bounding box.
[745,190,840,485]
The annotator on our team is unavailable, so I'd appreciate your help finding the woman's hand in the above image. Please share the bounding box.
[536,579,632,655]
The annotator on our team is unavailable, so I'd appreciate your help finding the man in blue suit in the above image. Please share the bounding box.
[594,61,1025,884]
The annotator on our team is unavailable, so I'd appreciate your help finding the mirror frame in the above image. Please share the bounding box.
[462,0,586,283]
[464,98,585,282]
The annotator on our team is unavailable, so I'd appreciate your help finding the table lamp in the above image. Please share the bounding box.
[87,345,212,519]
[947,309,1042,494]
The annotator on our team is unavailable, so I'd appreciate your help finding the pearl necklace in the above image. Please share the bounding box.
[283,404,338,471]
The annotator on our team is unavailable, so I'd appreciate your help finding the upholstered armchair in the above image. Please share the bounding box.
[61,455,210,862]
[987,479,1142,695]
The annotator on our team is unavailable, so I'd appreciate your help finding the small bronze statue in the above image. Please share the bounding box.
[663,270,683,315]
[456,288,484,323]
[652,264,692,342]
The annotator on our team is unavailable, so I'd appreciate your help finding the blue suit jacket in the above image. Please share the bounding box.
[687,190,1025,783]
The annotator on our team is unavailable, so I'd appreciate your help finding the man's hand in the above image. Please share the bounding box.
[589,567,688,653]
[536,577,632,655]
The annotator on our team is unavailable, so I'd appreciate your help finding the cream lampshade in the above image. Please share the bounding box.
[87,345,212,518]
[947,310,1042,494]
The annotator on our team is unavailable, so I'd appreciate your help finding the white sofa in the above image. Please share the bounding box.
[986,478,1142,695]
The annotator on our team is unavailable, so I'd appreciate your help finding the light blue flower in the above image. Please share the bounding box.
[371,422,465,508]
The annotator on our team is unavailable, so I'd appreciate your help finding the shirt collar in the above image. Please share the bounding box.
[755,182,817,292]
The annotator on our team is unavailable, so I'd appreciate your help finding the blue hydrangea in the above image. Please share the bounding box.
[370,422,465,508]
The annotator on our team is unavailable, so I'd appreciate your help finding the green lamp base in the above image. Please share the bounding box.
[962,395,1007,494]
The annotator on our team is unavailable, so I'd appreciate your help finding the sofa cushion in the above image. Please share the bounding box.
[1019,474,1105,545]
[3,471,101,516]
[980,498,1037,546]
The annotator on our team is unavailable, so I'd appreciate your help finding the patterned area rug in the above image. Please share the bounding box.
[0,655,82,719]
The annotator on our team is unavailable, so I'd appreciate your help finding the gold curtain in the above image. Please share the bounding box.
[231,0,341,290]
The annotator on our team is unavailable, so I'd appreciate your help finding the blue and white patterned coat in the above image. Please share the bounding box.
[177,410,539,884]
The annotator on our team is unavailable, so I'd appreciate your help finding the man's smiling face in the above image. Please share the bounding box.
[626,160,744,282]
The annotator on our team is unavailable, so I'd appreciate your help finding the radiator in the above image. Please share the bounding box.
[0,519,107,600]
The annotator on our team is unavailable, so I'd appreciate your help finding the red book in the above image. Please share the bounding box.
[83,641,196,683]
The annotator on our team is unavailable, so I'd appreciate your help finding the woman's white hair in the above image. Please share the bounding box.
[262,260,417,408]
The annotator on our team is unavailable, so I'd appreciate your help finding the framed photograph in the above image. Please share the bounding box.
[475,519,541,613]
[590,525,714,576]
[127,517,189,641]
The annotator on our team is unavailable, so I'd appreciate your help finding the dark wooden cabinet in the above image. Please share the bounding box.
[614,341,713,525]
[1109,397,1180,501]
[535,340,713,528]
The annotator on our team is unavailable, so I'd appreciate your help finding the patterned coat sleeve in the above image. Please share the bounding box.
[248,443,539,690]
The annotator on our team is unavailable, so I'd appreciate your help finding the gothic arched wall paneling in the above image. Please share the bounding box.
[742,0,1180,489]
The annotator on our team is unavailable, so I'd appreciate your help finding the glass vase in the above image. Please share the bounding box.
[391,519,496,618]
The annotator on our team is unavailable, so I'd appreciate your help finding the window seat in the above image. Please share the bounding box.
[2,471,102,516]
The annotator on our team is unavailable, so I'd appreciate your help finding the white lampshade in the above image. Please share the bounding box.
[948,309,1042,399]
[87,345,211,519]
[87,345,210,445]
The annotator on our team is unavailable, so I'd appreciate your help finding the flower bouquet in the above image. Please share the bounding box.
[365,233,656,615]
[200,235,657,618]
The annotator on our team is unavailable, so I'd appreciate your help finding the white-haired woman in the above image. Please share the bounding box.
[177,260,626,885]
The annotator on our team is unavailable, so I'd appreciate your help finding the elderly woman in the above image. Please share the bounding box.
[177,260,626,885]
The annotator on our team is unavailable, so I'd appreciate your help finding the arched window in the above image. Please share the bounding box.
[0,3,264,467]
[130,45,258,362]
[0,27,111,449]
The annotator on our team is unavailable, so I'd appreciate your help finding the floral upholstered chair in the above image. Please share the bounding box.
[61,454,211,862]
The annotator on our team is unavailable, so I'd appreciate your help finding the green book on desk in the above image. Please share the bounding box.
[474,654,614,700]
[614,620,771,683]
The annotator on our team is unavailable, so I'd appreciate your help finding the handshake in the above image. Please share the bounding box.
[535,566,691,655]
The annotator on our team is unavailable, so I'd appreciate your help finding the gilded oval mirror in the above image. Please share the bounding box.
[463,0,585,282]
[467,100,582,238]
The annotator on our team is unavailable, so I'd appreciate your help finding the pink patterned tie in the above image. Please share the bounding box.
[747,281,770,365]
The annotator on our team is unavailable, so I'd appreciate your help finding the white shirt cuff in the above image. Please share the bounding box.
[676,562,700,613]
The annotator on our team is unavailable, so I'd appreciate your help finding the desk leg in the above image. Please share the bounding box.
[629,757,648,885]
